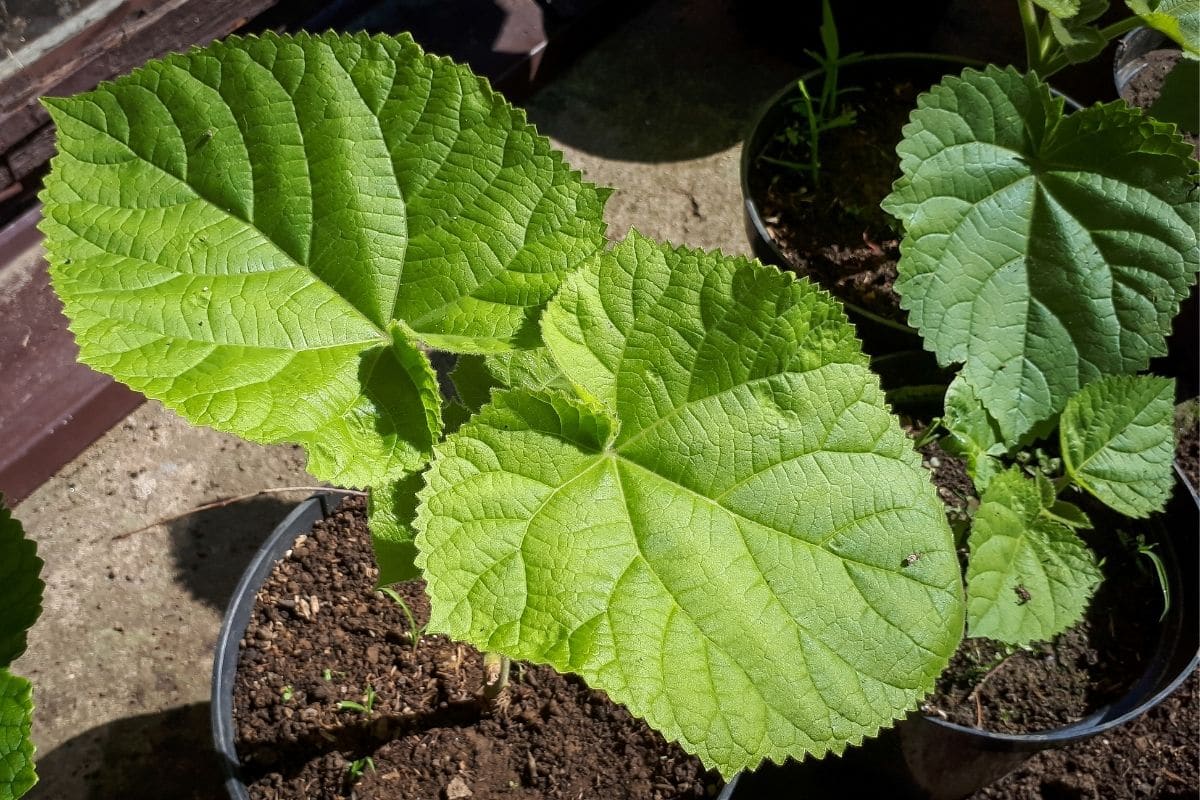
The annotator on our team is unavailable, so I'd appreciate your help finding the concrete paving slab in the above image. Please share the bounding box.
[11,1,798,797]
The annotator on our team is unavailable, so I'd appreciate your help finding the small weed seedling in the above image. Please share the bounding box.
[377,587,426,651]
[346,756,375,784]
[281,685,294,703]
[338,685,378,717]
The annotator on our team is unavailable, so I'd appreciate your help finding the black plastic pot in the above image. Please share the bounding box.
[740,54,974,360]
[211,492,342,800]
[212,493,740,799]
[725,466,1199,799]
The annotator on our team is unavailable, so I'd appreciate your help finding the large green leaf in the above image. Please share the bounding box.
[1060,375,1176,517]
[40,32,608,486]
[0,503,42,669]
[1127,0,1200,56]
[966,469,1101,645]
[0,671,35,800]
[0,501,42,800]
[415,233,964,776]
[883,66,1199,443]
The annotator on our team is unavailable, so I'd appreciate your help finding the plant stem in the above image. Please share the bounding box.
[1018,0,1045,73]
[482,652,511,704]
[1099,15,1141,44]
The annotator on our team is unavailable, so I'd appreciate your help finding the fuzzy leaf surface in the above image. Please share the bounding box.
[883,66,1199,442]
[416,233,964,776]
[966,468,1100,644]
[40,32,607,486]
[1060,375,1176,517]
[0,671,35,800]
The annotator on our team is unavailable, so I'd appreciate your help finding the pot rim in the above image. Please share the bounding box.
[210,492,342,800]
[739,54,1084,339]
[918,462,1199,746]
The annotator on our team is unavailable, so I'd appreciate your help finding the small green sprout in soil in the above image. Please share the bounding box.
[345,756,375,784]
[338,684,378,717]
[281,685,294,703]
[377,587,425,651]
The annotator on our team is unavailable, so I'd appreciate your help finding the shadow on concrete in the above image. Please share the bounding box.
[526,0,800,163]
[168,497,297,613]
[26,703,222,800]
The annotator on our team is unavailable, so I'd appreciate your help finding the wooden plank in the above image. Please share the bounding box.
[6,125,55,179]
[0,206,143,504]
[0,0,280,154]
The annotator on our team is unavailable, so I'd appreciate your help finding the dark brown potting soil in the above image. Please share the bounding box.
[232,497,720,800]
[750,71,924,322]
[1176,399,1199,490]
[971,669,1199,800]
[1119,48,1199,159]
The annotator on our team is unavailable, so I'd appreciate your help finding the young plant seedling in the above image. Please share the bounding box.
[336,681,376,719]
[41,31,964,778]
[281,685,294,703]
[345,755,375,784]
[337,684,378,718]
[377,587,425,652]
[883,62,1197,648]
[757,0,861,188]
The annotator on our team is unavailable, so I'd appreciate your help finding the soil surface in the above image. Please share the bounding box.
[971,669,1199,800]
[1176,399,1199,490]
[1119,48,1199,158]
[748,68,931,322]
[232,497,720,800]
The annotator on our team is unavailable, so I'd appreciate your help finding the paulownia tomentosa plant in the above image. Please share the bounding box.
[882,63,1199,647]
[0,500,44,800]
[39,31,969,778]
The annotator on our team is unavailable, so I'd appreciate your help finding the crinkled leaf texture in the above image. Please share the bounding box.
[415,233,964,777]
[941,375,1005,493]
[1061,375,1176,517]
[966,469,1100,645]
[40,31,607,487]
[0,501,43,799]
[883,66,1199,444]
[0,671,35,800]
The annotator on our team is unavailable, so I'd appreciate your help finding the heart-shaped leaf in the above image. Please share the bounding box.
[966,468,1101,645]
[416,233,963,776]
[1060,375,1176,517]
[40,32,607,486]
[883,66,1198,443]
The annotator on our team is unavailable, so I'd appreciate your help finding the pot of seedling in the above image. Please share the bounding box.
[740,51,976,361]
[38,12,1194,800]
[727,453,1198,799]
[211,489,731,799]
